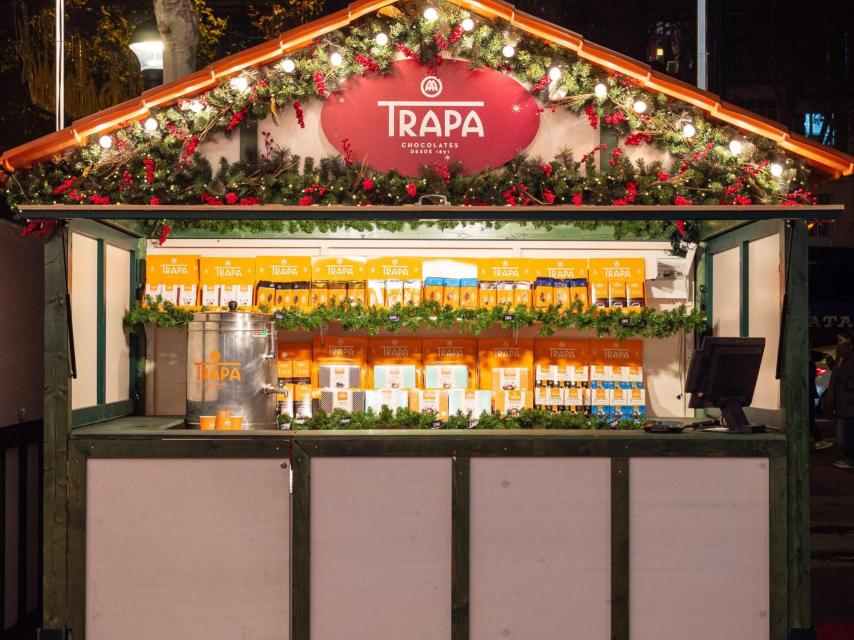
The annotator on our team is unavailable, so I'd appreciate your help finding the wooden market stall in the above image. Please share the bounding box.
[2,1,854,639]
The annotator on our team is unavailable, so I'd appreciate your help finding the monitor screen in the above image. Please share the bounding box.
[686,337,765,410]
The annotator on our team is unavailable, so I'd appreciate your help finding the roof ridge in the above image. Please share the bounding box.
[2,0,852,177]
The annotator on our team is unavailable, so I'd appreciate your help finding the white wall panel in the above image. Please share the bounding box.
[748,234,781,409]
[104,244,131,403]
[712,246,741,336]
[70,233,99,410]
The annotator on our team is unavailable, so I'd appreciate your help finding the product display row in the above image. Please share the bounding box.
[274,336,644,423]
[144,255,648,311]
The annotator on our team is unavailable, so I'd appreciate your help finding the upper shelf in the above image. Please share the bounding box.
[20,204,844,222]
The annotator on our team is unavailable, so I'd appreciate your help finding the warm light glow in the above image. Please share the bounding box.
[143,117,158,132]
[548,66,562,81]
[770,162,784,177]
[655,47,665,58]
[281,58,296,73]
[229,76,249,92]
[632,100,647,114]
[98,135,113,149]
[423,7,439,21]
[375,32,389,46]
[461,17,475,31]
[593,83,608,98]
[330,51,344,66]
[184,100,204,113]
[729,139,743,154]
[682,122,697,138]
[502,44,516,58]
[129,40,163,72]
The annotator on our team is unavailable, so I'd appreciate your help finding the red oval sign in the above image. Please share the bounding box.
[321,60,541,176]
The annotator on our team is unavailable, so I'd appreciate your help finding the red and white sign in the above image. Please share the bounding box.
[321,59,541,176]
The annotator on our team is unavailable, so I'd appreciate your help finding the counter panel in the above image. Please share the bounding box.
[85,458,290,640]
[469,457,612,640]
[629,457,771,640]
[309,457,453,640]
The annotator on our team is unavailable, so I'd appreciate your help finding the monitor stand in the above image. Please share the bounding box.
[720,398,763,434]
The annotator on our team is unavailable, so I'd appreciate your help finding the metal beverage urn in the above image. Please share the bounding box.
[186,302,278,429]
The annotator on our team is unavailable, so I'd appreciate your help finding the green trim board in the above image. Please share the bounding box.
[740,240,750,337]
[291,442,311,640]
[96,239,105,406]
[72,400,134,428]
[451,456,470,640]
[610,458,630,640]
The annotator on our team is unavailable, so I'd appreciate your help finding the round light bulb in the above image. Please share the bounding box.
[461,17,475,31]
[375,32,389,46]
[632,99,648,114]
[230,76,249,92]
[548,66,562,81]
[594,83,608,99]
[281,58,296,73]
[143,117,158,132]
[682,122,697,138]
[770,162,784,177]
[184,99,203,113]
[729,139,743,155]
[329,51,343,67]
[502,44,516,58]
[98,135,113,149]
[423,7,439,21]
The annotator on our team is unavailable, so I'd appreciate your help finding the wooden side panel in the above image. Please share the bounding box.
[629,457,770,640]
[70,233,99,409]
[747,233,781,409]
[85,458,290,640]
[469,458,612,640]
[144,326,188,416]
[712,246,741,336]
[104,244,131,404]
[310,457,452,640]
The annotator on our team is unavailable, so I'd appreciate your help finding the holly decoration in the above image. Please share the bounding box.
[4,0,816,243]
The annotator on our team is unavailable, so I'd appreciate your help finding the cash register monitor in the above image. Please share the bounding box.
[685,337,766,433]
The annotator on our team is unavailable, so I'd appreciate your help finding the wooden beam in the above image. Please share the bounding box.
[610,458,630,640]
[451,456,470,640]
[42,229,70,629]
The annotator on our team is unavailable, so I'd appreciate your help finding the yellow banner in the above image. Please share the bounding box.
[255,256,312,283]
[146,255,199,286]
[366,256,423,280]
[311,256,367,281]
[199,257,256,286]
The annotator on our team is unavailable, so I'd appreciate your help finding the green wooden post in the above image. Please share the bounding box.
[782,220,809,629]
[42,228,71,630]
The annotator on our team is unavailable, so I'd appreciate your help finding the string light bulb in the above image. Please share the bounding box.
[594,83,608,98]
[229,76,249,92]
[184,99,203,113]
[729,139,743,155]
[548,66,562,81]
[770,162,784,177]
[502,44,516,58]
[423,7,438,21]
[281,58,296,73]
[375,32,389,46]
[143,117,158,132]
[461,17,475,31]
[98,135,113,149]
[632,99,648,114]
[329,51,343,66]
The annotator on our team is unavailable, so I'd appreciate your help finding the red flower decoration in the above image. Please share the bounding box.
[53,178,76,196]
[149,196,160,206]
[406,183,418,197]
[362,177,375,191]
[543,188,556,204]
[541,163,553,177]
[674,220,686,236]
[299,195,314,206]
[657,171,671,182]
[572,193,583,207]
[225,192,239,205]
[673,195,693,206]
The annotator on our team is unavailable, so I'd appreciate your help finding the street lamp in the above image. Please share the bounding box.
[129,19,164,90]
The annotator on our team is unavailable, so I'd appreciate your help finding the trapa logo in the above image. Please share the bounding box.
[421,76,443,98]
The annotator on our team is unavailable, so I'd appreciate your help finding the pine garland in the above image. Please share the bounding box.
[5,0,818,241]
[281,406,645,431]
[126,297,705,339]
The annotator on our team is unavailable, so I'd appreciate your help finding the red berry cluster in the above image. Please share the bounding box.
[226,107,248,132]
[395,44,419,60]
[584,104,599,129]
[299,182,329,206]
[502,184,531,206]
[342,138,353,165]
[604,111,627,126]
[293,101,305,128]
[312,71,328,98]
[53,177,76,195]
[580,143,607,163]
[530,75,550,93]
[432,162,451,183]
[354,54,380,73]
[449,25,463,44]
[782,188,817,206]
[624,132,652,146]
[88,194,111,205]
[432,33,449,51]
[143,157,155,184]
[119,170,134,191]
[609,147,624,167]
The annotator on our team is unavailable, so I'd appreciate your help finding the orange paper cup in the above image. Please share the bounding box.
[215,410,232,430]
[230,416,244,430]
[199,416,216,431]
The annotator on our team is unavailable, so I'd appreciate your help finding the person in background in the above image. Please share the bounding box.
[826,328,854,469]
[810,350,833,450]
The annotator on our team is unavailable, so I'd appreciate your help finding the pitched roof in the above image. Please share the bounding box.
[2,0,852,177]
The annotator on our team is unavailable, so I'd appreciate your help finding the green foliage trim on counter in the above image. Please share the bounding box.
[279,406,645,431]
[125,297,705,339]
